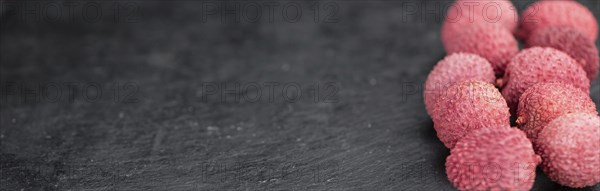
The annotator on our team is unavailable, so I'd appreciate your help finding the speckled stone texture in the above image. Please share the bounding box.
[536,113,600,188]
[446,126,541,191]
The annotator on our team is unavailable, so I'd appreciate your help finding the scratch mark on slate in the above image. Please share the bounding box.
[152,127,165,154]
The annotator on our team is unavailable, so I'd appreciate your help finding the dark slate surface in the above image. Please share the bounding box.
[1,0,599,190]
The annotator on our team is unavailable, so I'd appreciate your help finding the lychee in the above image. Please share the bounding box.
[442,0,518,44]
[424,53,495,115]
[500,47,590,113]
[518,0,598,41]
[536,113,600,188]
[516,83,597,142]
[443,24,518,75]
[431,81,510,149]
[526,26,599,80]
[446,126,541,191]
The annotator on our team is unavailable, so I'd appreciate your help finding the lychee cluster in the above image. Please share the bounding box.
[424,0,600,190]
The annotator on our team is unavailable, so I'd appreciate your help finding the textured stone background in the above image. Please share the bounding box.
[1,0,599,190]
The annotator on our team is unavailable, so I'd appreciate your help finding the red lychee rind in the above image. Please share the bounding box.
[519,0,598,41]
[536,113,600,188]
[500,47,590,114]
[526,26,600,80]
[446,126,541,191]
[431,81,510,149]
[517,83,598,142]
[444,24,518,75]
[442,0,518,44]
[424,53,496,115]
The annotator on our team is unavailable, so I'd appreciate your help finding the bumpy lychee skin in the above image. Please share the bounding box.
[500,47,590,114]
[536,113,600,188]
[442,0,518,44]
[424,53,495,115]
[431,81,510,149]
[444,24,518,75]
[519,0,598,41]
[516,83,598,142]
[526,27,600,80]
[446,126,541,191]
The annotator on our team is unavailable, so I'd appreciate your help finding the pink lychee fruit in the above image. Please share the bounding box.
[526,26,599,80]
[519,0,598,41]
[499,47,590,114]
[424,53,496,115]
[446,126,541,191]
[431,81,510,149]
[516,82,598,142]
[443,24,518,75]
[442,0,518,44]
[536,113,600,188]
